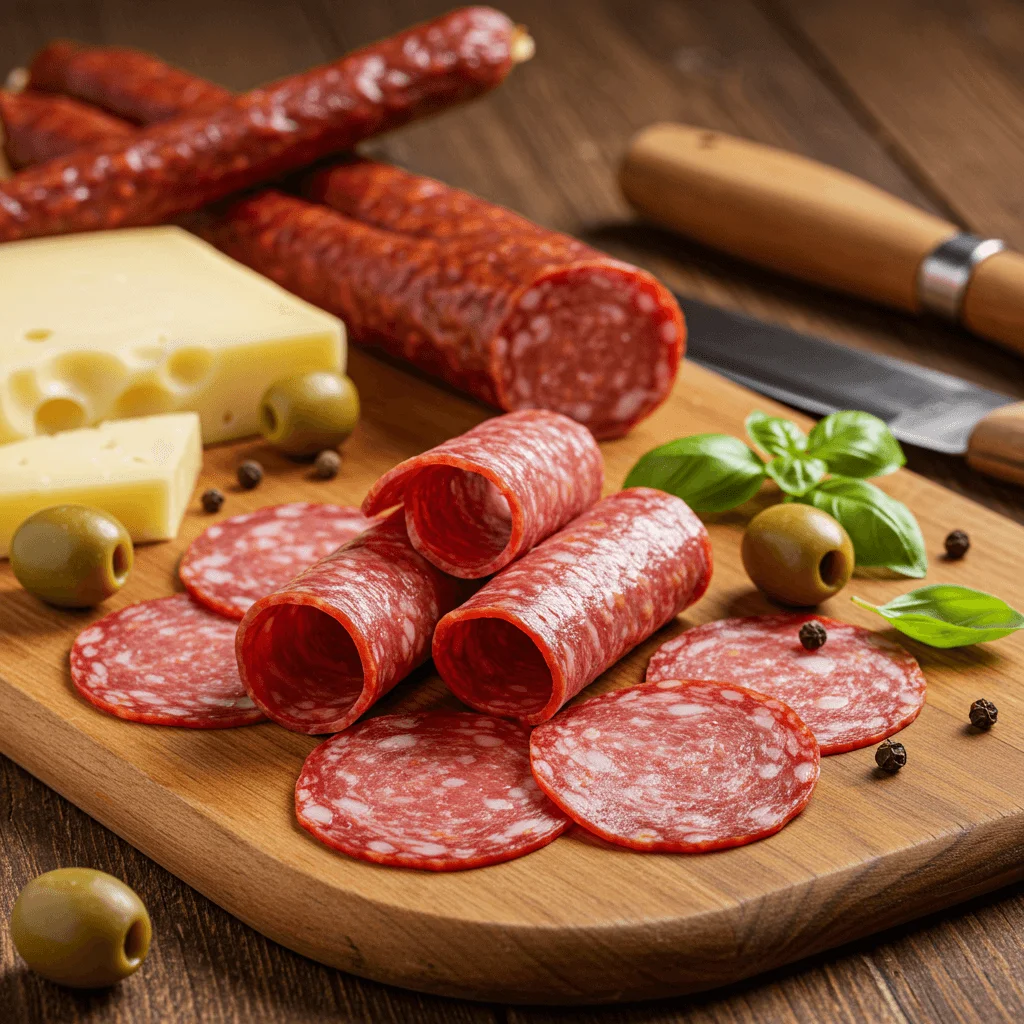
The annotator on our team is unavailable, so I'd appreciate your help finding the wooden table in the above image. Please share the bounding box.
[2,1,1023,1020]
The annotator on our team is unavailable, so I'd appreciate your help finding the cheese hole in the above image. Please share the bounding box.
[113,383,175,419]
[24,328,52,342]
[102,439,118,449]
[34,397,87,435]
[222,410,234,425]
[52,351,128,395]
[18,457,29,466]
[165,347,214,387]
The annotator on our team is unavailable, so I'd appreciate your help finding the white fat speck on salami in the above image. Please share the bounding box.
[180,503,374,619]
[646,615,926,755]
[529,679,820,853]
[70,594,264,728]
[295,711,570,870]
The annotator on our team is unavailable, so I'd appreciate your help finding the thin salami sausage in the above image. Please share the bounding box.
[362,410,603,578]
[432,488,713,724]
[179,503,375,620]
[529,679,820,853]
[296,711,570,871]
[645,614,927,755]
[70,594,264,728]
[236,510,477,735]
[0,8,528,242]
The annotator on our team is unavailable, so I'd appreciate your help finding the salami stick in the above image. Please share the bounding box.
[0,8,530,242]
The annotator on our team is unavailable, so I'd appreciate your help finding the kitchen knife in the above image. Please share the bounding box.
[680,296,1024,486]
[620,123,1024,359]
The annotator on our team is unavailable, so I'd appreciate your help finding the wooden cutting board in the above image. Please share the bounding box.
[1,346,1022,1006]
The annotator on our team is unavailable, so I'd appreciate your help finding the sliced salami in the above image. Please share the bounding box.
[530,679,820,853]
[362,410,604,578]
[295,711,571,871]
[179,503,374,620]
[236,510,477,735]
[70,594,264,728]
[432,488,712,724]
[646,615,926,755]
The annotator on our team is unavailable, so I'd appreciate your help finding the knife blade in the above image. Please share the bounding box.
[680,295,1014,458]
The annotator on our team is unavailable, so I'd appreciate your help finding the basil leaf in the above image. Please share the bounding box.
[745,410,807,457]
[806,410,905,478]
[624,434,765,513]
[765,455,828,496]
[852,585,1024,647]
[796,477,927,576]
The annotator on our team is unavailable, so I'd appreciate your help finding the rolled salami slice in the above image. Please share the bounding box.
[362,410,604,578]
[530,679,820,853]
[179,503,374,620]
[236,510,477,735]
[70,594,264,728]
[432,488,712,724]
[296,711,571,871]
[646,614,926,755]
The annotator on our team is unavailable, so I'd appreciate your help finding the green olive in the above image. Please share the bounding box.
[742,503,854,606]
[259,371,360,458]
[10,505,133,609]
[10,868,151,988]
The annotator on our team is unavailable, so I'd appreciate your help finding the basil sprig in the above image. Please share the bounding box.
[852,585,1024,647]
[625,408,926,576]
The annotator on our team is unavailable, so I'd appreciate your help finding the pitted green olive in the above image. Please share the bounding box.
[742,503,854,606]
[10,505,133,608]
[259,371,360,458]
[10,868,151,988]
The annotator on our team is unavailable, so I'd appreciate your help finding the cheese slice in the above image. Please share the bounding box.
[0,413,202,557]
[0,227,345,445]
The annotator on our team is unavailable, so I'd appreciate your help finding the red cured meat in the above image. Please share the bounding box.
[295,711,570,871]
[362,410,603,578]
[646,614,926,755]
[179,503,374,621]
[0,8,524,242]
[530,679,820,853]
[432,488,712,724]
[236,510,477,735]
[70,594,264,728]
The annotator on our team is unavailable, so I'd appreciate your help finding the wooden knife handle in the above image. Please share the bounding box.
[966,403,1024,486]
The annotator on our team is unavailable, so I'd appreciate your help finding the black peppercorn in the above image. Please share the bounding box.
[969,698,998,730]
[799,620,827,651]
[201,488,225,514]
[875,738,906,773]
[313,449,341,480]
[944,529,970,560]
[237,460,263,490]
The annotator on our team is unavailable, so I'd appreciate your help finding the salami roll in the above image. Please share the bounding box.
[432,487,712,724]
[646,614,927,755]
[0,8,530,242]
[236,510,477,735]
[70,595,264,728]
[296,711,570,870]
[529,679,820,853]
[179,503,375,620]
[362,410,603,578]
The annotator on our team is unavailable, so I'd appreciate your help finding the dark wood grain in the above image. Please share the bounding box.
[1,0,1024,1020]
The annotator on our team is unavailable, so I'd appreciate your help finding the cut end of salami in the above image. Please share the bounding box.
[295,711,570,871]
[179,503,374,620]
[69,594,265,728]
[530,679,820,853]
[646,615,927,755]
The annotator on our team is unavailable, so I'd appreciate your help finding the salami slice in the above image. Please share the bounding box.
[362,410,604,578]
[646,615,926,755]
[236,510,477,735]
[432,488,712,724]
[70,594,264,728]
[530,679,820,853]
[179,503,374,620]
[295,710,571,871]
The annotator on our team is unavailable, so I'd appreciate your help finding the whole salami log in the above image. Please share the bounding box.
[432,487,713,724]
[3,54,683,439]
[362,410,604,578]
[0,8,529,242]
[236,510,477,735]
